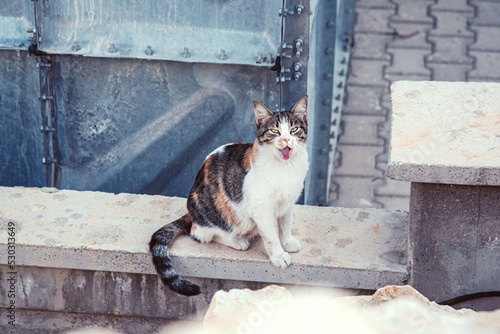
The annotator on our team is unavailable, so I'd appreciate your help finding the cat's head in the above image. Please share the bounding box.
[253,96,308,161]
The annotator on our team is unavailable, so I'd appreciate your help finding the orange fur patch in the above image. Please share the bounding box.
[243,141,258,171]
[215,191,239,226]
[203,156,212,183]
[190,223,197,234]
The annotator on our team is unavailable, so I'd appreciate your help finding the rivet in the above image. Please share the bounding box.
[319,148,327,155]
[325,47,334,55]
[295,4,305,15]
[293,62,303,72]
[323,99,331,106]
[320,124,328,131]
[324,73,332,80]
[326,20,335,28]
[266,53,274,64]
[256,53,263,64]
[14,42,25,48]
[218,50,228,61]
[317,196,326,205]
[71,42,81,52]
[182,47,191,58]
[293,72,302,81]
[108,43,117,53]
[318,172,325,179]
[145,45,154,56]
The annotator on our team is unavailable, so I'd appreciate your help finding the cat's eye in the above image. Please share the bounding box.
[270,129,280,135]
[290,127,299,134]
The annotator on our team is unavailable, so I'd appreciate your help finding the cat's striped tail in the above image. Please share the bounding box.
[149,214,201,296]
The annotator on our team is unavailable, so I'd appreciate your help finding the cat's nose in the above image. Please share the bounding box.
[283,138,289,143]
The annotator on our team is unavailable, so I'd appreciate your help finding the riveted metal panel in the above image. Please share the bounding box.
[0,1,34,50]
[52,55,279,196]
[0,50,45,187]
[36,0,281,66]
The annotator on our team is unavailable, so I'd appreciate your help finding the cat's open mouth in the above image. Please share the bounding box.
[279,146,291,160]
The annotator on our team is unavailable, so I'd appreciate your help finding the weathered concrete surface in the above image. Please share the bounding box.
[408,182,500,304]
[388,81,500,186]
[0,186,408,292]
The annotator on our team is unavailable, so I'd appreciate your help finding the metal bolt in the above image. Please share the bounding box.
[71,42,81,52]
[108,43,117,53]
[182,47,191,58]
[326,20,335,28]
[295,4,305,15]
[317,196,326,205]
[318,172,325,179]
[319,148,327,155]
[322,99,331,106]
[256,53,263,64]
[293,62,303,72]
[36,62,51,68]
[293,72,302,81]
[324,73,332,80]
[42,157,57,165]
[320,124,328,131]
[266,53,274,64]
[218,50,228,60]
[325,47,334,55]
[145,45,154,56]
[14,42,25,48]
[294,48,303,57]
[294,39,303,49]
[27,28,36,33]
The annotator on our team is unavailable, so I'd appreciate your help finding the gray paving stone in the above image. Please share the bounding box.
[329,176,383,208]
[391,0,434,24]
[349,59,391,86]
[384,72,431,82]
[427,63,473,81]
[431,0,474,13]
[427,36,475,64]
[389,22,433,49]
[468,51,500,80]
[356,0,396,9]
[374,196,410,212]
[469,26,500,52]
[376,163,412,196]
[352,34,393,60]
[355,7,395,34]
[469,1,500,26]
[385,48,432,76]
[335,145,385,177]
[344,85,388,115]
[429,11,475,37]
[338,114,386,146]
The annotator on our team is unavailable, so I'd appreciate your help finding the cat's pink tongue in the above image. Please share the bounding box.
[280,147,291,160]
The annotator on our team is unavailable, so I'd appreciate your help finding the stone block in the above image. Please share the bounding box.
[0,186,409,306]
[375,196,410,212]
[388,81,500,186]
[408,183,500,302]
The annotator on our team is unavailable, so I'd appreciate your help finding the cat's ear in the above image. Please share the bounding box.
[291,96,308,120]
[253,101,274,127]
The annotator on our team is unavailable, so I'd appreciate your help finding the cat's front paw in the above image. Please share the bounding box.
[270,252,292,268]
[283,238,301,253]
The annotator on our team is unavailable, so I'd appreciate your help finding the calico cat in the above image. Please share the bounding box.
[149,96,309,296]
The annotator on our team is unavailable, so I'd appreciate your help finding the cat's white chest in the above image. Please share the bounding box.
[242,151,309,217]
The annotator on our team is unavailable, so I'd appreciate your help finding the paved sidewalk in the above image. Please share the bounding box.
[328,0,500,211]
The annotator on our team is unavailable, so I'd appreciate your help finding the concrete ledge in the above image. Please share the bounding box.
[388,81,500,186]
[0,186,408,291]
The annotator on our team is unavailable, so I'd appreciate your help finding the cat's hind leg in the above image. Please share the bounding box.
[214,231,251,251]
[191,224,250,250]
